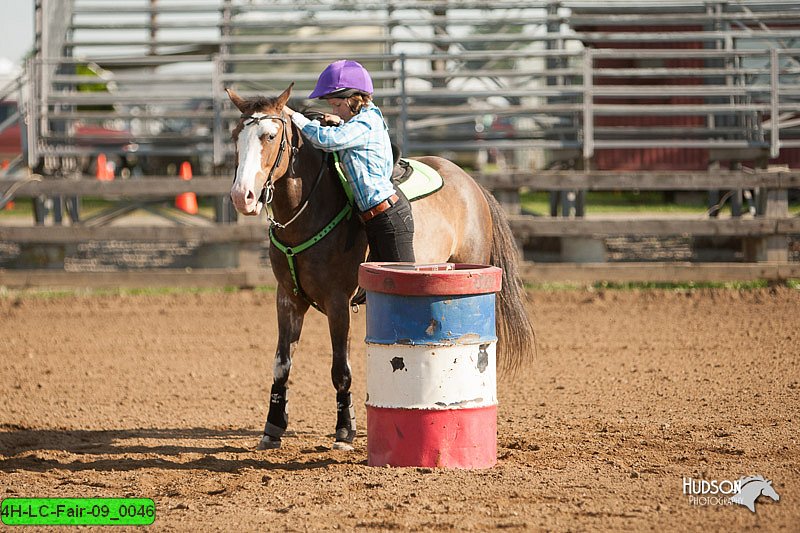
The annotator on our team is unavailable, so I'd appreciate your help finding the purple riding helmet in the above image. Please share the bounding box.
[308,60,374,99]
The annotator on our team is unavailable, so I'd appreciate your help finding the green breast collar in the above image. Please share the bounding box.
[269,152,354,312]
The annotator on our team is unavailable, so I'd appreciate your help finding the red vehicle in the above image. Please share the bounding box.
[0,101,22,166]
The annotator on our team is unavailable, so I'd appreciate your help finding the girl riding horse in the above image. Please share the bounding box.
[284,60,416,263]
[227,67,535,451]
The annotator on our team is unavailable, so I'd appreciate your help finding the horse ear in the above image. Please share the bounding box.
[226,87,247,113]
[277,83,294,107]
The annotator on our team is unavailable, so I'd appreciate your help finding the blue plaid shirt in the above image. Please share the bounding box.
[291,104,395,212]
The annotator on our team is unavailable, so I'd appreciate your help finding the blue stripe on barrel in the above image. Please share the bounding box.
[365,292,497,345]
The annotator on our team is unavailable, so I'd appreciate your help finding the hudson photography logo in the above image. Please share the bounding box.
[682,475,780,512]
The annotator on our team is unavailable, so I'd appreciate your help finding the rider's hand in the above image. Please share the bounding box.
[283,105,295,117]
[323,113,344,126]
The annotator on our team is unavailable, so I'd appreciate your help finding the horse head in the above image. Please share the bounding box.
[732,476,780,512]
[227,84,295,216]
[761,480,780,502]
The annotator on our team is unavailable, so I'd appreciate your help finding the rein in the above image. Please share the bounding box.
[268,152,328,230]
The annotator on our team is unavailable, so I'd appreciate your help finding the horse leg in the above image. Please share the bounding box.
[327,298,357,451]
[258,285,309,450]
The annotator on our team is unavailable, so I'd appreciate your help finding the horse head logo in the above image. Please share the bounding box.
[730,476,780,513]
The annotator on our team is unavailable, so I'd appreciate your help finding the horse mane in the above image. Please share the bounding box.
[739,475,768,486]
[231,95,294,141]
[241,95,281,114]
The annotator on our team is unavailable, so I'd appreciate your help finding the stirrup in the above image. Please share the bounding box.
[350,287,366,312]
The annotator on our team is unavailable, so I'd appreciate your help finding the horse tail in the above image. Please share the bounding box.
[480,185,536,374]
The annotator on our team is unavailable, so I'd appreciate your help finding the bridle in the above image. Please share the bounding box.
[238,112,327,230]
[239,113,290,208]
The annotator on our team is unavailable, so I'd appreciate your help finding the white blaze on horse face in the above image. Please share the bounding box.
[231,114,280,216]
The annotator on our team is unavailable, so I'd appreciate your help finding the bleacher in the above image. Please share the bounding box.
[9,0,798,175]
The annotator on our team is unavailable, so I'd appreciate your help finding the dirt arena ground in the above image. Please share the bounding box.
[1,286,798,531]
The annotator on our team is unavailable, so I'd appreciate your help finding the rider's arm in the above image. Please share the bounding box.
[290,112,371,152]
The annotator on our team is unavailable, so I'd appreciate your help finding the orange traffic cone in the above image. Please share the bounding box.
[95,153,113,181]
[175,161,198,214]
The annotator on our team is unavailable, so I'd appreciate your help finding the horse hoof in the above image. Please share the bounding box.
[257,436,282,450]
[332,441,354,451]
[335,427,356,443]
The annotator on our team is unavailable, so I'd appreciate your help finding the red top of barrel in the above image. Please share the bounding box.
[358,263,502,296]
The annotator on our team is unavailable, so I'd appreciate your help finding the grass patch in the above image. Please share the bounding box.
[519,190,798,215]
[0,198,218,219]
[254,285,278,293]
[0,285,241,300]
[6,191,796,218]
[2,280,796,300]
[524,282,585,291]
[591,280,772,291]
[0,287,81,300]
[520,190,710,215]
[526,279,797,291]
[116,286,240,296]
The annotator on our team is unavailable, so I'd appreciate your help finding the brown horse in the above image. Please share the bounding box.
[227,84,534,450]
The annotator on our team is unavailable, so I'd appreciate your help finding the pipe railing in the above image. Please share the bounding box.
[17,0,800,169]
[21,47,800,164]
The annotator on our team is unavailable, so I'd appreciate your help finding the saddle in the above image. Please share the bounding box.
[391,159,413,184]
[389,145,444,202]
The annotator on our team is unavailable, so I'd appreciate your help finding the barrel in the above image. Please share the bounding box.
[358,262,502,469]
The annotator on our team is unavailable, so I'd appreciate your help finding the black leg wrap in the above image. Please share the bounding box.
[335,391,357,443]
[264,384,288,440]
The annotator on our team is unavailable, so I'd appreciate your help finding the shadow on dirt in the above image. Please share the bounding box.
[0,425,353,473]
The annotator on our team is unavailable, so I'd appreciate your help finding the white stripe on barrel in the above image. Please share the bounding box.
[366,343,497,410]
[359,262,502,469]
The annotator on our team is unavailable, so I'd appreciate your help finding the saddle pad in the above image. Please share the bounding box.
[395,159,444,202]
